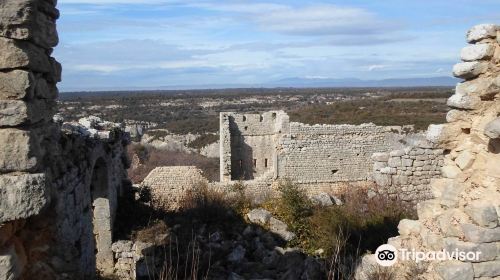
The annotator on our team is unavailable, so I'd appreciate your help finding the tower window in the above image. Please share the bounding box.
[264,158,268,168]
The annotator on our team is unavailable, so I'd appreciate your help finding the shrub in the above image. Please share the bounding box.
[187,134,219,150]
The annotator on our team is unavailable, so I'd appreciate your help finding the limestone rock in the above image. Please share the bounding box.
[426,124,444,143]
[0,173,48,223]
[462,224,500,243]
[0,99,56,127]
[227,245,245,263]
[0,128,41,173]
[466,24,497,43]
[452,61,488,80]
[0,243,25,280]
[447,92,481,110]
[484,118,500,139]
[455,78,499,100]
[310,192,334,206]
[371,152,389,162]
[0,38,51,73]
[246,208,272,225]
[454,150,475,170]
[417,200,444,219]
[269,217,295,241]
[397,219,421,236]
[438,209,471,237]
[460,44,495,61]
[464,202,498,229]
[436,260,474,280]
[473,261,500,278]
[0,0,59,49]
[444,238,497,262]
[0,70,34,100]
[441,165,461,179]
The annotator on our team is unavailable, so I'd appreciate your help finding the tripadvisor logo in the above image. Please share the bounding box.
[375,244,482,266]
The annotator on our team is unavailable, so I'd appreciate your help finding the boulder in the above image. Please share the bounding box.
[436,260,474,280]
[269,217,295,241]
[441,165,461,179]
[473,261,500,278]
[464,202,498,228]
[0,99,56,127]
[462,224,500,243]
[227,245,246,263]
[247,208,272,225]
[0,128,41,173]
[397,219,421,236]
[447,92,481,110]
[444,238,497,262]
[454,150,475,170]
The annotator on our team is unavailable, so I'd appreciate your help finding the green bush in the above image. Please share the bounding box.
[187,133,219,149]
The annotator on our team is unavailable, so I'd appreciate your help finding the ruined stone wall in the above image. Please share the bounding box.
[0,2,131,279]
[356,23,500,280]
[141,166,208,210]
[277,123,411,184]
[372,137,444,201]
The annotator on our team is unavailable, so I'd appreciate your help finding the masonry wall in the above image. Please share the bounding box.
[0,2,131,279]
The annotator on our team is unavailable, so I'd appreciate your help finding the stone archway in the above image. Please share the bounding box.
[90,158,114,276]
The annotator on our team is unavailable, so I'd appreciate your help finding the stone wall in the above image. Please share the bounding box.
[356,23,500,280]
[0,2,131,279]
[219,110,440,197]
[372,137,444,201]
[141,166,209,210]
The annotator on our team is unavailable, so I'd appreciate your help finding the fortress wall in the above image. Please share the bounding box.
[0,2,131,279]
[356,23,500,280]
[277,123,410,184]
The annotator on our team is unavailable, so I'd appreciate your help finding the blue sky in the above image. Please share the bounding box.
[55,0,500,91]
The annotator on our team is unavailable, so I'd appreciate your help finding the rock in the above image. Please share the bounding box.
[111,241,133,253]
[441,165,461,179]
[436,260,474,280]
[444,238,497,262]
[437,209,470,237]
[417,200,443,219]
[388,157,402,168]
[0,70,34,100]
[247,208,272,225]
[269,217,295,241]
[0,129,42,173]
[0,0,59,49]
[426,124,444,143]
[0,173,48,223]
[371,152,389,162]
[310,193,333,206]
[398,219,421,236]
[462,224,500,243]
[301,257,324,280]
[464,201,498,228]
[466,24,497,43]
[0,243,25,280]
[473,261,500,277]
[439,181,466,207]
[452,61,488,80]
[227,245,246,263]
[227,272,245,280]
[484,117,500,139]
[447,92,481,110]
[454,150,475,170]
[374,173,391,186]
[460,44,495,61]
[34,77,58,99]
[209,231,223,243]
[0,99,56,127]
[0,37,51,72]
[389,149,405,157]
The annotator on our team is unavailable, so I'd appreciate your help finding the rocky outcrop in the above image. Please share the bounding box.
[356,23,500,280]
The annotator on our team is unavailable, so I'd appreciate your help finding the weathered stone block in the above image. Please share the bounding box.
[464,202,499,229]
[466,24,497,43]
[436,261,473,280]
[417,199,443,219]
[484,117,500,139]
[0,70,34,100]
[452,61,488,80]
[473,261,500,278]
[398,219,421,236]
[0,173,48,223]
[34,77,58,99]
[438,209,471,237]
[461,44,495,61]
[0,37,51,72]
[462,224,500,243]
[440,181,466,207]
[447,92,481,110]
[246,208,271,225]
[444,238,497,262]
[455,150,475,170]
[0,99,56,126]
[0,128,42,173]
[456,77,499,100]
[371,152,389,162]
[0,243,25,280]
[373,173,391,186]
[388,157,401,168]
[0,0,59,49]
[441,165,461,179]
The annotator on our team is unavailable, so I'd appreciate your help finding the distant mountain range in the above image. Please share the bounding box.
[267,76,458,88]
[61,76,458,93]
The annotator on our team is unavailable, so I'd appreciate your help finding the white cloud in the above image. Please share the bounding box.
[367,64,388,71]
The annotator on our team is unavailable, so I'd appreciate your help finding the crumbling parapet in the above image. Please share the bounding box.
[356,23,500,280]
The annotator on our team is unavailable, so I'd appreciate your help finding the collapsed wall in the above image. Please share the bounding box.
[0,2,131,279]
[357,24,500,280]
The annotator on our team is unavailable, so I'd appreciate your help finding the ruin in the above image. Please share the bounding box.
[220,111,444,200]
[0,1,130,279]
[356,23,500,280]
